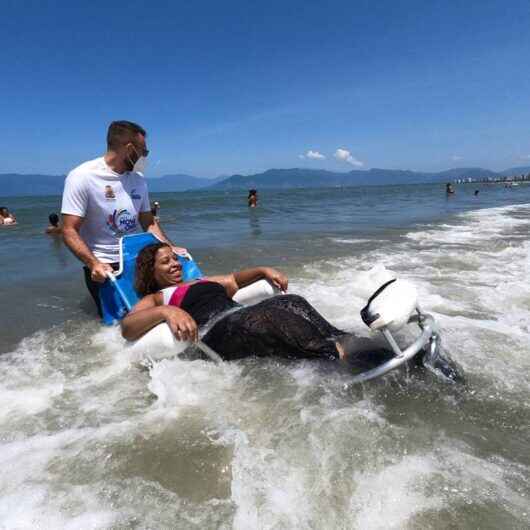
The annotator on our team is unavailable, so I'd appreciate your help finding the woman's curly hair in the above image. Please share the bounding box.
[135,242,171,296]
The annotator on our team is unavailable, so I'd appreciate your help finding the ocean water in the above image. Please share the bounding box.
[0,183,529,529]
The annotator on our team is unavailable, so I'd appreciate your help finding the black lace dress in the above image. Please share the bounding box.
[177,282,345,361]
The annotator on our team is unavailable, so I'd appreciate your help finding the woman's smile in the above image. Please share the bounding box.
[154,247,183,286]
[167,263,182,282]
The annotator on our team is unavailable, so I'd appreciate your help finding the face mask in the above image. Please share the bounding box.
[133,155,148,174]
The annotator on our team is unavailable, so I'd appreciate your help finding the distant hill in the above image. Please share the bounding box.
[0,172,220,197]
[2,165,529,197]
[499,165,530,176]
[145,174,223,192]
[431,167,499,180]
[0,174,66,197]
[208,166,519,189]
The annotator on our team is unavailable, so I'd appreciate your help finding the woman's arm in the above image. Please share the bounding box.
[121,292,198,342]
[208,267,288,297]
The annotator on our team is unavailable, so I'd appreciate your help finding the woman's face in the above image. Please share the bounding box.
[153,246,183,288]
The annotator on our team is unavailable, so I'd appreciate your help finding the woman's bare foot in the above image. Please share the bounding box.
[335,334,362,361]
[335,340,346,360]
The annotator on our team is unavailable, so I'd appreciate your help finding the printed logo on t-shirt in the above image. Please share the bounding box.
[107,209,137,235]
[105,185,116,200]
[131,188,142,200]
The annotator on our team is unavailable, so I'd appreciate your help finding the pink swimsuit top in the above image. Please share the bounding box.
[161,280,208,308]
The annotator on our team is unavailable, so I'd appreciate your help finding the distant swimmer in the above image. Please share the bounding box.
[0,207,17,226]
[45,213,62,235]
[446,183,455,195]
[474,189,480,196]
[151,201,160,222]
[248,189,258,207]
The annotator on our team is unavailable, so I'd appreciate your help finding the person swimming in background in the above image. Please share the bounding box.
[45,213,62,235]
[248,189,258,207]
[474,189,480,196]
[120,242,463,381]
[151,201,160,221]
[446,183,455,195]
[0,207,17,226]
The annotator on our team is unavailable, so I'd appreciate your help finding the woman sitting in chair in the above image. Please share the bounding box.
[121,243,463,380]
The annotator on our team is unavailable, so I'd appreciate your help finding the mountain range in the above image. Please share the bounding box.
[1,166,530,197]
[210,166,530,189]
[0,173,219,197]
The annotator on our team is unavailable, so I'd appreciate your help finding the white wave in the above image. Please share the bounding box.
[351,454,442,529]
[406,204,530,246]
[330,238,383,244]
[351,443,529,529]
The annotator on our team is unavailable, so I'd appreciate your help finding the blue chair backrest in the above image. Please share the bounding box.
[99,233,204,325]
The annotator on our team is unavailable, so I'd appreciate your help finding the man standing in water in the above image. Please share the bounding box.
[61,120,186,317]
[248,189,258,207]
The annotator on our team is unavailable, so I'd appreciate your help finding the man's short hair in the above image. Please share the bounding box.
[107,121,147,150]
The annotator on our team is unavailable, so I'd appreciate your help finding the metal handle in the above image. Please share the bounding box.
[106,272,132,312]
[350,313,437,384]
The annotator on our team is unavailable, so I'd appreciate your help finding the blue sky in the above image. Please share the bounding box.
[2,0,530,178]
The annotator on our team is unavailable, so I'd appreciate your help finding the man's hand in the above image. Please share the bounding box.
[90,261,114,283]
[263,267,288,292]
[163,306,198,342]
[172,245,188,256]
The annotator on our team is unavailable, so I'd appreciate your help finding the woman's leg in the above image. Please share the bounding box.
[261,294,346,337]
[202,296,345,361]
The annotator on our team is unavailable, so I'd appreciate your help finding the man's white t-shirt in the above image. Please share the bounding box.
[61,157,151,263]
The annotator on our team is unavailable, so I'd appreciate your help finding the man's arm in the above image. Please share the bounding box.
[62,214,113,282]
[139,211,187,254]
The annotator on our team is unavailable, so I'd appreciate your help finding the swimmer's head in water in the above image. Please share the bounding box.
[49,213,59,226]
[0,207,8,217]
[135,243,183,295]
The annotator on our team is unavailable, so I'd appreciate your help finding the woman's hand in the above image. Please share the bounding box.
[228,266,289,294]
[263,267,288,292]
[162,306,198,342]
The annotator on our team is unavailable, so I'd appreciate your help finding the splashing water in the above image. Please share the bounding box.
[0,189,529,528]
